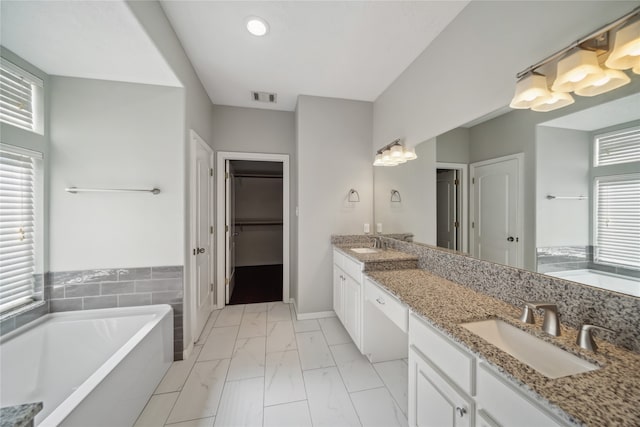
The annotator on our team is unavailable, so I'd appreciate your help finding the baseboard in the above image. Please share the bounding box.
[290,299,336,320]
[182,341,194,361]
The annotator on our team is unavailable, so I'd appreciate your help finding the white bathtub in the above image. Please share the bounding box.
[547,269,640,297]
[0,305,173,427]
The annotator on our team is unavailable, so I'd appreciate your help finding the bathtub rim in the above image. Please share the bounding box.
[546,268,640,297]
[0,304,173,427]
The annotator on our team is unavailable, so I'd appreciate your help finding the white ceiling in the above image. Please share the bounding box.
[160,1,469,111]
[0,1,180,87]
[540,92,640,131]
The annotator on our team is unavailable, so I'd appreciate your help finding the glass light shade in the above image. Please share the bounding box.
[390,144,404,158]
[531,91,575,112]
[382,149,392,162]
[552,50,605,92]
[605,20,640,70]
[574,68,630,96]
[373,154,384,166]
[633,57,640,75]
[404,147,417,160]
[510,74,551,109]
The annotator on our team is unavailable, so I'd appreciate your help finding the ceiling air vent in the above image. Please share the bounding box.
[251,91,277,103]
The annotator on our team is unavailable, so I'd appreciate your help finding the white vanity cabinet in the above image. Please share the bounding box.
[333,249,363,350]
[408,313,567,427]
[409,313,475,427]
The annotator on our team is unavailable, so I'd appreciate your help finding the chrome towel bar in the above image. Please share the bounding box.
[65,187,161,195]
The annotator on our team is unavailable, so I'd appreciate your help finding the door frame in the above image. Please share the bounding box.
[435,162,469,253]
[216,151,290,309]
[469,153,524,268]
[189,129,214,348]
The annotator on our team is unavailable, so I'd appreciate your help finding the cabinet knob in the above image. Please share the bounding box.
[456,407,467,417]
[376,297,385,305]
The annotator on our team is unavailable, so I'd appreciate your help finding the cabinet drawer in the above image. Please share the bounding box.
[409,313,475,395]
[364,279,408,332]
[476,363,566,427]
[342,253,363,282]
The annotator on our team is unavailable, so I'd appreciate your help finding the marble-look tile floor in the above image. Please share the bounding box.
[134,302,408,427]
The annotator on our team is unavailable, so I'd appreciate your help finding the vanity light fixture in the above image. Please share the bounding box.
[373,139,418,167]
[246,16,269,36]
[510,6,639,113]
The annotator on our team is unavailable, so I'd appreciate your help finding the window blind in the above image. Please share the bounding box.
[595,126,640,167]
[594,175,640,270]
[0,149,37,313]
[0,60,42,132]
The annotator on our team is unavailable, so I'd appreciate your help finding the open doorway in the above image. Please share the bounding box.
[435,162,468,253]
[228,160,283,304]
[216,152,290,309]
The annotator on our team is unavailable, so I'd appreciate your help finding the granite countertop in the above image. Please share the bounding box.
[334,244,419,265]
[366,269,640,427]
[0,403,43,427]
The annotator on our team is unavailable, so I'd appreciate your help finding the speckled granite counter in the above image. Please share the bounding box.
[334,245,419,271]
[0,403,42,427]
[366,269,640,426]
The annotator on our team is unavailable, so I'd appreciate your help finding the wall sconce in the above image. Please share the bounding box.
[510,7,639,113]
[348,189,360,202]
[390,189,402,202]
[373,139,418,167]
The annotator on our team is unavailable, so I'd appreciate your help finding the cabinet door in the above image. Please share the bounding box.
[409,347,473,427]
[333,266,344,321]
[343,273,361,348]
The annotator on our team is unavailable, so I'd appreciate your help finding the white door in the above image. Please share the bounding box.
[470,154,522,267]
[437,169,458,250]
[225,160,237,304]
[191,133,214,342]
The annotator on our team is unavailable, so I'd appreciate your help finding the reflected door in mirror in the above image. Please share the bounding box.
[471,154,522,267]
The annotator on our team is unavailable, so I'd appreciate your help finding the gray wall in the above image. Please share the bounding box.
[49,77,184,271]
[296,95,373,314]
[127,0,215,352]
[436,127,469,164]
[211,104,296,299]
[536,127,590,248]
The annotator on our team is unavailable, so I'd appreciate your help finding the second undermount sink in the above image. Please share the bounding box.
[461,319,599,379]
[350,248,380,254]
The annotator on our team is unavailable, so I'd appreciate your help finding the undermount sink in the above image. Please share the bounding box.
[350,248,380,254]
[461,319,599,379]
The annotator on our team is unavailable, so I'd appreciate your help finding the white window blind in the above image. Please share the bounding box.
[0,148,39,313]
[0,59,42,132]
[595,126,640,167]
[594,174,640,270]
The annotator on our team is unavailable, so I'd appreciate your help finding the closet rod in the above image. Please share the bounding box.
[233,173,283,179]
[65,187,161,195]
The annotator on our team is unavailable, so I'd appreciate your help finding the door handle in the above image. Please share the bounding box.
[507,236,515,242]
[196,247,205,254]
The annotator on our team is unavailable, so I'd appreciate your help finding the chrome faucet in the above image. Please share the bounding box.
[372,236,386,249]
[577,324,616,352]
[519,301,561,336]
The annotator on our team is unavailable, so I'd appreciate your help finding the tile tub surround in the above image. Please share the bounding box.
[46,266,184,360]
[0,402,43,427]
[537,246,640,278]
[0,274,49,337]
[366,268,640,427]
[379,237,640,353]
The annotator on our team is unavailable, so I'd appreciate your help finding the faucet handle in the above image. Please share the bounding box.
[519,301,560,336]
[516,298,535,324]
[577,324,616,352]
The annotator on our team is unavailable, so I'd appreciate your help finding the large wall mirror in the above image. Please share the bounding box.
[374,78,640,298]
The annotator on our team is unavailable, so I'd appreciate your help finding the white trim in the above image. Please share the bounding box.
[189,130,214,344]
[436,162,469,253]
[0,143,44,159]
[470,153,525,268]
[291,298,336,320]
[0,57,44,87]
[216,151,290,309]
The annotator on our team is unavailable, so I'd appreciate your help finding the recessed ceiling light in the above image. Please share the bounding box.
[246,17,269,37]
